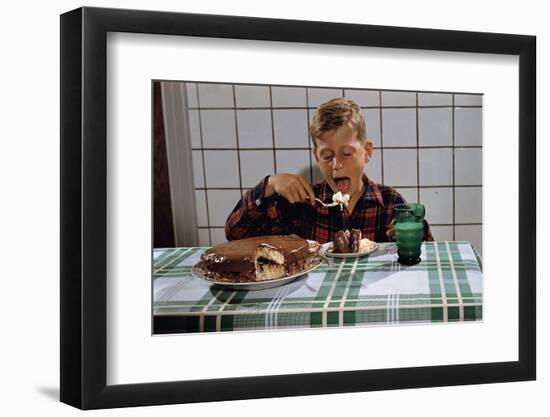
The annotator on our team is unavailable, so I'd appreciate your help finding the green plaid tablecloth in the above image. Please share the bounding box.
[153,241,483,333]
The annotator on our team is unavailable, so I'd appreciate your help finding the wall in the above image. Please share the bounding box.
[184,81,483,252]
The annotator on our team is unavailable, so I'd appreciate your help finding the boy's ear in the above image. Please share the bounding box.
[363,139,373,162]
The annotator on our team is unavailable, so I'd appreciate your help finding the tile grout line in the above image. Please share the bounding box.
[269,86,277,173]
[306,89,313,183]
[195,83,212,246]
[191,145,483,151]
[232,85,244,202]
[193,184,482,190]
[379,90,384,184]
[188,105,483,111]
[452,94,456,240]
[416,92,420,203]
[176,79,483,97]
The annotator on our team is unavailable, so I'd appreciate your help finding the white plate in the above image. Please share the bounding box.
[320,241,378,258]
[192,256,324,291]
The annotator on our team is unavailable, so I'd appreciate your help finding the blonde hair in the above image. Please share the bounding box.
[310,97,367,147]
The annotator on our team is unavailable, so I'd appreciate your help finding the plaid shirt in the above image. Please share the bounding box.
[225,175,433,243]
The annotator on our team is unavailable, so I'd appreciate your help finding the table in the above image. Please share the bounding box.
[153,241,483,334]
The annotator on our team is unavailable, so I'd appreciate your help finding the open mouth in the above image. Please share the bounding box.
[333,176,351,193]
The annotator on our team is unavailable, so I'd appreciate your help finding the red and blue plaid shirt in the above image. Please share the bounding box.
[225,175,433,243]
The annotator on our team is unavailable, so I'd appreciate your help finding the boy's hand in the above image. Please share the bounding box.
[266,173,315,205]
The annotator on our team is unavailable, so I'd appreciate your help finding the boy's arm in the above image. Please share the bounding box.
[224,176,286,240]
[422,219,434,241]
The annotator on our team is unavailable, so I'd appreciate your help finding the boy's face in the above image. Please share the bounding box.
[313,126,373,197]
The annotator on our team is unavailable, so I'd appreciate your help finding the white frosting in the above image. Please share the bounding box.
[358,238,377,252]
[332,192,350,210]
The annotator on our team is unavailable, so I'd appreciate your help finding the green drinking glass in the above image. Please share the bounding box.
[393,203,425,265]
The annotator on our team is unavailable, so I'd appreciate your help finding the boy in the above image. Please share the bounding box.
[225,97,433,243]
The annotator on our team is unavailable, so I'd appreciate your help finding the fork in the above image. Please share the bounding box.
[307,196,339,207]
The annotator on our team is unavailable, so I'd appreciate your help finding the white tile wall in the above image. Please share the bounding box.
[419,187,453,224]
[455,107,482,146]
[275,149,311,177]
[381,109,417,147]
[455,94,483,106]
[418,108,453,146]
[197,83,234,107]
[363,109,381,144]
[182,82,483,252]
[455,148,482,185]
[455,187,482,223]
[271,86,307,107]
[191,150,204,188]
[383,149,418,186]
[188,110,201,148]
[200,110,237,148]
[194,190,208,227]
[185,83,198,107]
[418,93,452,106]
[236,110,273,148]
[308,88,343,107]
[234,85,270,107]
[395,187,418,204]
[381,91,416,107]
[198,229,210,246]
[239,150,275,188]
[207,190,242,227]
[364,152,382,184]
[203,150,240,188]
[345,89,380,107]
[419,148,453,186]
[210,228,228,245]
[430,225,454,241]
[273,109,309,148]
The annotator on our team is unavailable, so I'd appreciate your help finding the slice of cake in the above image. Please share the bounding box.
[332,229,362,253]
[333,230,350,253]
[349,229,362,253]
[197,234,316,282]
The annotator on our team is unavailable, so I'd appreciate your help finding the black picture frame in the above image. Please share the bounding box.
[60,6,536,410]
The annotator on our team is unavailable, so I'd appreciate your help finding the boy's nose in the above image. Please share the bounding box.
[331,157,343,170]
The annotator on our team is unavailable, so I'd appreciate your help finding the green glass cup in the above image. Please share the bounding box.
[394,204,425,265]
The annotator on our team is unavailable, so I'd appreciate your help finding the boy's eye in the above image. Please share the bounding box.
[341,146,355,156]
[321,153,333,161]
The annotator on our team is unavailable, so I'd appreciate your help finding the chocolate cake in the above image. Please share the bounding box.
[349,229,362,253]
[197,234,317,282]
[333,230,350,253]
[332,229,362,253]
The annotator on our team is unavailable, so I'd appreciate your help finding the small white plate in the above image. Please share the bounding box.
[320,241,378,258]
[192,256,323,291]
